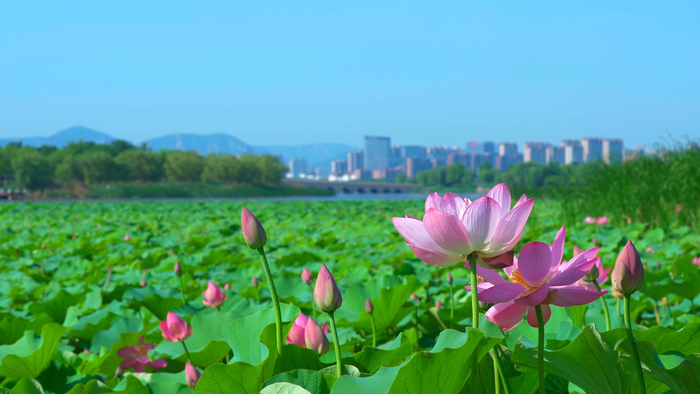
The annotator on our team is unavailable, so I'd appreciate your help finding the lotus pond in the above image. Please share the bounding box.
[0,194,699,394]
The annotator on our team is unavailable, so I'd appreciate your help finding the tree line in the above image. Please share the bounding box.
[0,140,287,191]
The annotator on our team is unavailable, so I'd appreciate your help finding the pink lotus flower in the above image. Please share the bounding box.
[140,279,147,287]
[596,216,610,226]
[301,268,313,285]
[287,314,329,349]
[185,362,201,389]
[693,257,700,267]
[117,335,167,372]
[435,300,442,309]
[224,283,231,289]
[124,235,131,242]
[475,227,605,331]
[675,204,683,213]
[583,216,597,224]
[252,276,259,287]
[241,207,267,249]
[304,317,330,355]
[646,247,654,253]
[365,299,374,314]
[392,184,534,268]
[202,281,226,308]
[174,261,182,276]
[612,241,644,295]
[313,263,343,313]
[160,312,193,342]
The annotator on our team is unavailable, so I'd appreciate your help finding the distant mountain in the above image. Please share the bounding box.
[0,127,358,167]
[0,126,115,147]
[144,133,254,155]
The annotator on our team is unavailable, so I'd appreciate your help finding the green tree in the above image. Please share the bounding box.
[11,151,55,190]
[55,157,82,186]
[201,154,241,182]
[114,149,165,182]
[395,173,408,183]
[257,155,287,184]
[78,151,116,185]
[237,155,264,184]
[164,151,205,182]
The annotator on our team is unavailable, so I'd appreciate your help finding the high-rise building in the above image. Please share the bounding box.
[447,152,470,167]
[471,153,496,174]
[561,140,583,164]
[427,146,461,162]
[496,153,523,172]
[582,138,604,162]
[499,142,518,156]
[466,141,495,155]
[406,158,434,178]
[546,146,565,164]
[347,150,364,172]
[364,136,391,170]
[288,158,308,177]
[523,142,549,165]
[331,159,348,175]
[603,139,624,164]
[400,145,426,160]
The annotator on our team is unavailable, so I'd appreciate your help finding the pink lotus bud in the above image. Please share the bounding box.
[224,283,230,289]
[646,247,654,253]
[596,216,609,226]
[583,216,596,224]
[410,293,419,302]
[693,257,700,267]
[435,300,442,309]
[115,366,122,377]
[447,272,453,284]
[41,243,46,249]
[365,298,374,314]
[140,279,147,287]
[313,263,343,313]
[73,235,77,240]
[286,314,308,347]
[185,362,201,389]
[241,207,267,249]
[304,317,329,355]
[675,204,683,213]
[83,349,89,353]
[612,241,645,295]
[321,322,328,334]
[301,267,313,285]
[202,281,227,308]
[252,276,259,287]
[174,262,182,276]
[124,235,131,242]
[656,262,661,269]
[160,312,193,342]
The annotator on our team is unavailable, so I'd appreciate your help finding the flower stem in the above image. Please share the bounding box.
[493,346,512,394]
[624,295,647,394]
[535,305,545,394]
[257,247,283,356]
[468,254,479,394]
[493,351,500,394]
[593,281,611,331]
[370,313,377,347]
[617,298,621,316]
[311,284,318,319]
[328,312,343,378]
[178,276,186,304]
[182,340,192,363]
[449,283,454,329]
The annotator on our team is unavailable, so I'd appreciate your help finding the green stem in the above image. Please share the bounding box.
[255,288,260,305]
[617,298,621,316]
[178,276,186,304]
[493,347,512,394]
[624,295,647,394]
[257,247,283,356]
[468,254,479,394]
[328,312,343,378]
[370,313,377,347]
[182,340,192,363]
[593,281,611,331]
[494,350,500,394]
[311,284,318,319]
[449,284,454,329]
[535,305,545,394]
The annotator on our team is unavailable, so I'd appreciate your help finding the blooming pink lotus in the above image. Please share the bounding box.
[392,184,533,268]
[693,257,700,267]
[286,314,329,349]
[117,336,167,372]
[185,362,201,389]
[576,247,609,292]
[474,227,605,331]
[202,281,226,308]
[124,235,131,242]
[160,312,193,342]
[596,216,610,226]
[583,216,597,224]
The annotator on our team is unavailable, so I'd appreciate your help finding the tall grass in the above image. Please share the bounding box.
[553,142,700,231]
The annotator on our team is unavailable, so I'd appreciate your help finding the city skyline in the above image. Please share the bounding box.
[2,2,699,148]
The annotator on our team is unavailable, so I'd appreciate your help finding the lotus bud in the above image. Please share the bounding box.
[41,243,46,249]
[140,279,147,287]
[202,281,227,308]
[241,207,267,249]
[583,263,600,282]
[365,298,373,314]
[124,235,131,242]
[583,216,596,224]
[435,300,442,309]
[185,362,201,389]
[612,241,645,295]
[301,267,313,285]
[174,261,182,276]
[646,247,654,253]
[304,317,329,355]
[313,263,343,313]
[224,283,230,289]
[410,293,419,302]
[447,272,453,285]
[115,366,122,377]
[252,276,259,287]
[656,262,661,269]
[286,314,308,347]
[321,322,328,334]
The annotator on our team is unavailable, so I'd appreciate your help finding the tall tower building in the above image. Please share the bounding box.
[603,139,624,164]
[347,150,364,172]
[582,138,604,162]
[523,142,549,165]
[561,140,583,164]
[546,146,565,164]
[499,142,518,156]
[363,136,391,170]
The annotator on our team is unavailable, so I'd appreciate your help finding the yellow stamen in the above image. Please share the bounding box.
[476,275,485,284]
[509,268,529,287]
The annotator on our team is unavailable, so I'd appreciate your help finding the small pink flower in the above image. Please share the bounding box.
[313,263,343,313]
[224,283,231,289]
[287,313,329,351]
[304,317,330,355]
[692,257,700,267]
[365,299,374,314]
[596,216,609,226]
[410,293,420,302]
[117,336,167,372]
[583,216,596,224]
[174,262,182,276]
[124,235,131,242]
[675,204,683,213]
[185,362,201,389]
[435,300,442,309]
[160,312,193,342]
[301,267,313,285]
[241,207,267,249]
[251,276,259,287]
[140,279,147,287]
[646,247,654,253]
[202,281,226,308]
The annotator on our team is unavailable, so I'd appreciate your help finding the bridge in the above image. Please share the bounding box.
[283,179,416,194]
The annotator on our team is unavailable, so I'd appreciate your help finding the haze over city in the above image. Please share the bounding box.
[2,1,699,148]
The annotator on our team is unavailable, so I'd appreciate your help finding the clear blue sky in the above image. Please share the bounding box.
[1,1,698,148]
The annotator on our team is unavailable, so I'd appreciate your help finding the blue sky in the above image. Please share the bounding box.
[1,1,698,148]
